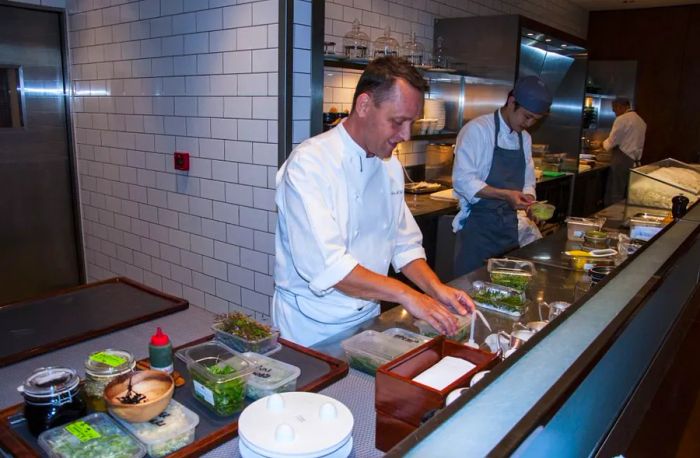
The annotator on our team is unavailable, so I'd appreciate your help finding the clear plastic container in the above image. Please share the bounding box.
[486,258,536,292]
[113,399,199,458]
[177,341,253,416]
[628,158,700,209]
[382,328,431,347]
[341,330,417,375]
[629,216,665,241]
[414,312,472,342]
[212,321,280,355]
[469,281,528,318]
[565,216,605,241]
[84,349,135,412]
[38,412,146,458]
[241,352,301,400]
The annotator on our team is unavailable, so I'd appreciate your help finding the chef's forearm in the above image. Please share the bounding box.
[334,264,416,304]
[399,258,443,297]
[475,184,510,201]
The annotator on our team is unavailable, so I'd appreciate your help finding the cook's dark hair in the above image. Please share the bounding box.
[613,97,630,107]
[505,90,522,110]
[351,57,428,111]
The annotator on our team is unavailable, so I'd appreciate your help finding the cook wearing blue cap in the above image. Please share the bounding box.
[451,76,553,277]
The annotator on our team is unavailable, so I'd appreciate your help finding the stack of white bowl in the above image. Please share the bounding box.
[424,98,446,131]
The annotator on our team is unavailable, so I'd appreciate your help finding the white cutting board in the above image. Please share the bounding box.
[429,188,458,202]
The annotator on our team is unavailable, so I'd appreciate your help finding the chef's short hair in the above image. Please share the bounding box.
[613,97,630,107]
[352,57,427,111]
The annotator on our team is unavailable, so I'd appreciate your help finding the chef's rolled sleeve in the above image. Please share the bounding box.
[391,201,427,271]
[282,153,358,297]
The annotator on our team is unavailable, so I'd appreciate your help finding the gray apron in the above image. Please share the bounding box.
[454,110,526,277]
[604,146,636,206]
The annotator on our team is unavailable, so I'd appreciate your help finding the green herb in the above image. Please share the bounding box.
[46,416,142,458]
[349,355,382,375]
[490,271,531,291]
[191,363,246,416]
[472,290,525,312]
[216,312,272,341]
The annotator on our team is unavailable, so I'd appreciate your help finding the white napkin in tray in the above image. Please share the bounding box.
[412,356,476,391]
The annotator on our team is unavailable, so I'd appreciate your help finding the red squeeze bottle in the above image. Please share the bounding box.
[149,327,173,374]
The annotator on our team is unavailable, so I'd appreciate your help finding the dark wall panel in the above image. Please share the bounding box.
[588,5,700,165]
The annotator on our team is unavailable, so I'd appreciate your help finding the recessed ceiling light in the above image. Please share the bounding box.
[561,44,568,47]
[545,38,552,42]
[527,32,534,36]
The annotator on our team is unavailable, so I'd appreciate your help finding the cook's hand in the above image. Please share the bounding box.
[526,206,541,224]
[401,291,460,336]
[430,283,474,316]
[505,190,534,210]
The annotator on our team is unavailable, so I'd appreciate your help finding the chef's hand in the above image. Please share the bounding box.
[505,190,534,210]
[401,291,461,337]
[429,283,474,316]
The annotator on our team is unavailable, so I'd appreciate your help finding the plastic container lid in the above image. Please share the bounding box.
[382,328,431,347]
[242,352,301,398]
[38,412,146,458]
[341,330,416,374]
[84,349,135,377]
[19,367,80,398]
[112,399,199,458]
[238,392,353,458]
[177,341,253,383]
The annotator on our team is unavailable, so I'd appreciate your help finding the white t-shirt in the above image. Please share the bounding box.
[451,110,537,231]
[273,122,426,346]
[603,109,647,161]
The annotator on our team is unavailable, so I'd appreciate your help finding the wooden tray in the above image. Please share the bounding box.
[0,277,188,367]
[0,336,348,457]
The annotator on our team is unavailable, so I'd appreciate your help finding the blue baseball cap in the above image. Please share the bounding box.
[513,76,552,114]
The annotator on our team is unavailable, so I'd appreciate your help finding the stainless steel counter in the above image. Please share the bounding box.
[405,192,457,217]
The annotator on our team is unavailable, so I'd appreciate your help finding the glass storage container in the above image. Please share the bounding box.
[373,27,400,58]
[19,367,87,436]
[211,317,280,355]
[343,19,369,59]
[627,158,700,209]
[241,352,301,400]
[402,31,424,65]
[565,216,606,241]
[382,328,431,347]
[38,412,145,458]
[84,349,135,412]
[342,329,428,375]
[177,341,253,416]
[113,399,199,457]
[629,216,666,241]
[414,313,472,342]
[486,258,536,292]
[469,281,528,318]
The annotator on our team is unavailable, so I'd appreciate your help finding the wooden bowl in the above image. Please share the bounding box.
[104,370,174,423]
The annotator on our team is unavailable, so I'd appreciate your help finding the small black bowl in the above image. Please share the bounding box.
[590,266,614,283]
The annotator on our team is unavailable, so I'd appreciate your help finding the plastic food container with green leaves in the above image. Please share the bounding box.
[469,280,528,317]
[341,330,427,375]
[176,341,253,416]
[242,352,301,400]
[487,258,536,292]
[113,399,199,457]
[413,312,472,342]
[212,312,281,355]
[38,412,146,458]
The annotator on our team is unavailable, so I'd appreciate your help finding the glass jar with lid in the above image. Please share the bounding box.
[402,31,424,65]
[18,366,86,436]
[84,348,135,411]
[373,26,400,58]
[343,19,369,59]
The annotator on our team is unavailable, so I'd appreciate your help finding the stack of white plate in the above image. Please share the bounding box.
[239,392,354,458]
[424,98,446,131]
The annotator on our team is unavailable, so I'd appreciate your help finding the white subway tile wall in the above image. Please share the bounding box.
[66,0,281,321]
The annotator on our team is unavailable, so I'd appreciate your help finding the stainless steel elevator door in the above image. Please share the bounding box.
[0,5,81,304]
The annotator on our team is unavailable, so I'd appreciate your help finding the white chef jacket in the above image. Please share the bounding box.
[603,109,646,161]
[451,110,537,232]
[273,122,426,346]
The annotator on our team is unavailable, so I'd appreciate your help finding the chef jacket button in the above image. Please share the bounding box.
[353,230,359,237]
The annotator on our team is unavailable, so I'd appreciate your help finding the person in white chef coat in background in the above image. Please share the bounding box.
[273,57,474,346]
[452,76,553,277]
[603,97,647,206]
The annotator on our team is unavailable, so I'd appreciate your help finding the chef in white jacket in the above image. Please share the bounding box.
[603,97,647,205]
[273,57,473,346]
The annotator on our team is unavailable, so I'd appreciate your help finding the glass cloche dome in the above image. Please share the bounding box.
[343,19,369,59]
